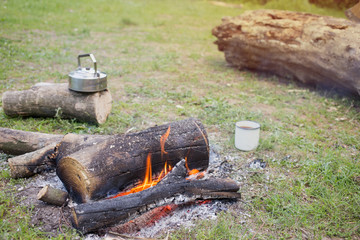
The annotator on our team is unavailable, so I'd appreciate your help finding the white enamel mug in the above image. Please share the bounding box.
[235,121,260,151]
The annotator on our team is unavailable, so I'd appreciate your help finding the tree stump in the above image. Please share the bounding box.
[212,10,360,95]
[2,82,112,124]
[56,118,210,203]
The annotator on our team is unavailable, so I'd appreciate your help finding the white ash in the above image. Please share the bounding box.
[135,200,234,238]
[26,170,66,192]
[248,159,267,169]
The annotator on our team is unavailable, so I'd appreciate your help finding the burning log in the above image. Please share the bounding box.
[70,160,241,233]
[2,82,112,124]
[37,185,68,206]
[212,10,360,95]
[0,127,63,155]
[56,118,210,203]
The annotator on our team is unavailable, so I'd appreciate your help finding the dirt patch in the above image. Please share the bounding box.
[13,172,71,236]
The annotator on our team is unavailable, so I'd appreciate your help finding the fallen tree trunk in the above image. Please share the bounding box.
[2,82,112,124]
[212,10,360,95]
[71,161,240,233]
[0,127,63,155]
[57,118,210,203]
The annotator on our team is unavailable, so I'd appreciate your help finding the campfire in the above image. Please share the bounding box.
[3,118,241,236]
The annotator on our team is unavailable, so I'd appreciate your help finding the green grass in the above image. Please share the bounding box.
[1,0,360,239]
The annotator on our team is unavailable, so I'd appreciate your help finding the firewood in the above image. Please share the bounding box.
[54,133,110,164]
[71,177,240,233]
[37,185,68,206]
[70,160,240,233]
[5,132,110,178]
[0,127,63,155]
[8,143,58,178]
[2,82,112,124]
[56,118,210,203]
[212,10,360,95]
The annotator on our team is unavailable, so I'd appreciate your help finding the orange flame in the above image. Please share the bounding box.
[185,156,200,176]
[110,153,172,199]
[160,126,171,161]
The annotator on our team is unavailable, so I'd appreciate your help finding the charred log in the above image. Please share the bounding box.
[56,118,210,203]
[2,82,112,124]
[71,174,240,233]
[212,10,360,95]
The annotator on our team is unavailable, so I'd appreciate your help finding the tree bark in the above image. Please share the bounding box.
[71,160,240,234]
[212,10,360,95]
[56,118,210,203]
[0,127,63,155]
[37,185,68,206]
[2,82,112,124]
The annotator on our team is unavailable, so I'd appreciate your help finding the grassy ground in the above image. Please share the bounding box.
[1,0,359,239]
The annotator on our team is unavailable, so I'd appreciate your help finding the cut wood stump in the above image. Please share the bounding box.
[37,185,68,206]
[56,118,210,203]
[2,82,112,124]
[71,160,240,233]
[212,10,360,95]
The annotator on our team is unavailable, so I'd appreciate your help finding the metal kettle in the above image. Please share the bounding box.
[68,53,107,92]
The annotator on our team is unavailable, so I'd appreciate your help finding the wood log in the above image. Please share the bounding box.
[55,133,110,164]
[56,118,210,203]
[8,143,58,178]
[0,127,63,155]
[3,130,110,178]
[37,185,68,206]
[70,160,240,233]
[2,82,112,124]
[345,1,360,22]
[212,10,360,95]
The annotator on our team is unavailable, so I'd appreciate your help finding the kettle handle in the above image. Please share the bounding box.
[77,53,98,77]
